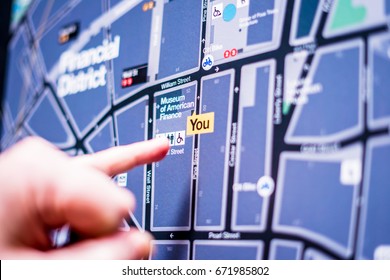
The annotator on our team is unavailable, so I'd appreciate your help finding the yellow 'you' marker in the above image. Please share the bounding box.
[186,112,215,135]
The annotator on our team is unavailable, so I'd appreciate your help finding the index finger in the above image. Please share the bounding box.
[75,138,169,176]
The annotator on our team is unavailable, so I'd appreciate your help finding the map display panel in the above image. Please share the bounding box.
[3,0,390,260]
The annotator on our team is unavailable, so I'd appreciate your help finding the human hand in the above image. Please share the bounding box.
[0,137,169,259]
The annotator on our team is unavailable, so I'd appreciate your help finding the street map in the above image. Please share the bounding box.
[2,0,390,260]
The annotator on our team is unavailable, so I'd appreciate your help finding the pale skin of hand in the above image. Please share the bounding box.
[0,136,169,259]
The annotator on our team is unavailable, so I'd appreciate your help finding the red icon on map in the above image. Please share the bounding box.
[121,77,133,88]
[223,48,238,59]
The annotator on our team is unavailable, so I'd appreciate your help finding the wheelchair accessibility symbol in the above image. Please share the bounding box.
[202,54,214,71]
[176,132,184,145]
[212,3,223,20]
[213,6,222,17]
[156,130,186,147]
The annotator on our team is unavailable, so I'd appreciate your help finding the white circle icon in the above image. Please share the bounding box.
[257,176,275,198]
[202,54,214,71]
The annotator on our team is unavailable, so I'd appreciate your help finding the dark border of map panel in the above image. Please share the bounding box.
[204,0,286,66]
[285,40,364,144]
[231,60,275,232]
[25,89,75,148]
[149,240,190,260]
[151,82,197,231]
[269,239,304,260]
[84,117,115,154]
[323,1,388,39]
[114,97,149,231]
[289,0,324,46]
[357,137,390,260]
[273,145,363,258]
[193,241,263,260]
[195,70,235,231]
[368,33,390,130]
